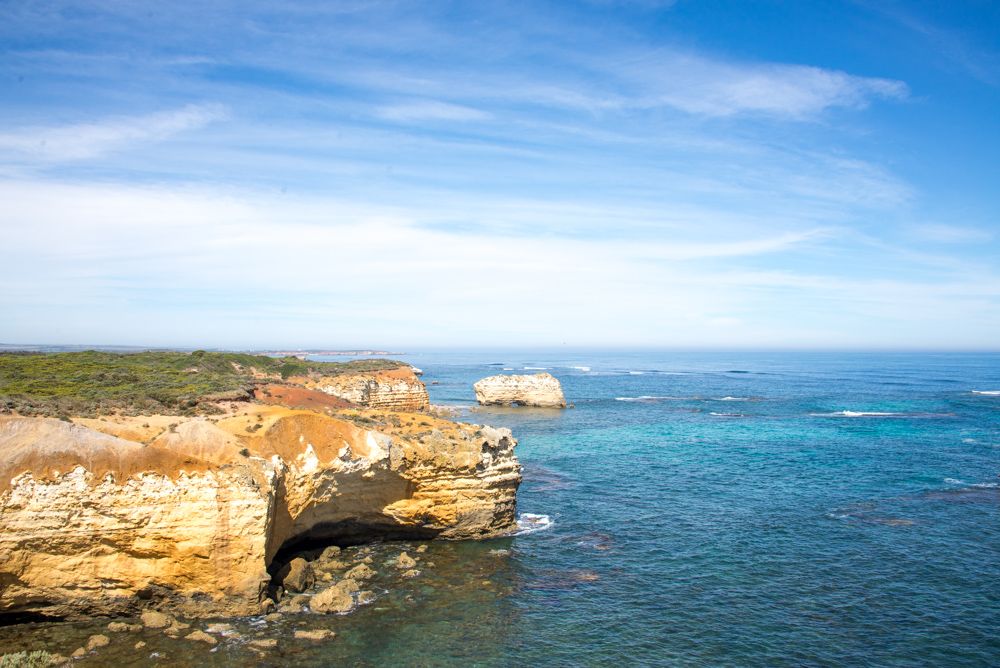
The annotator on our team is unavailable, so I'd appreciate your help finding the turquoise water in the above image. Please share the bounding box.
[3,352,999,666]
[335,351,1000,667]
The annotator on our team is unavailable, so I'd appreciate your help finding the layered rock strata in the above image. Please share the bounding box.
[296,367,429,411]
[473,373,567,408]
[0,406,520,620]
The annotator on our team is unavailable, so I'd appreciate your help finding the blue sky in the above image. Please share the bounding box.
[1,0,998,349]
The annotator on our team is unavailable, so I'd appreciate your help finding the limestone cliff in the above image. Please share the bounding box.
[473,373,567,408]
[295,367,429,411]
[0,406,519,620]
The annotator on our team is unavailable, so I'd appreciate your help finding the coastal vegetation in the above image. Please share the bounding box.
[0,350,403,417]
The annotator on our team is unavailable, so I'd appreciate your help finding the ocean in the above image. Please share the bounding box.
[3,351,999,666]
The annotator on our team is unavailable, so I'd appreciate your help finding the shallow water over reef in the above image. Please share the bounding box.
[3,351,1000,666]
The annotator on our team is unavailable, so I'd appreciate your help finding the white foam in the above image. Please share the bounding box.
[811,410,901,418]
[615,395,686,402]
[972,390,1000,396]
[709,412,744,417]
[716,396,749,401]
[628,370,645,375]
[502,367,513,371]
[944,477,999,489]
[524,366,549,370]
[570,366,591,372]
[512,513,553,536]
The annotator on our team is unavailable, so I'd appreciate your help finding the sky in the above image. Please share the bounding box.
[1,0,998,350]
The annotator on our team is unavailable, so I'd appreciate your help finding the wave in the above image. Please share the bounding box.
[511,513,553,536]
[944,477,999,489]
[628,370,645,375]
[502,367,513,371]
[615,396,690,402]
[715,396,750,402]
[810,411,955,419]
[524,366,549,370]
[709,412,745,417]
[569,366,591,372]
[972,390,1000,396]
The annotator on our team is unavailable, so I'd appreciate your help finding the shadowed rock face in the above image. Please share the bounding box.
[0,407,520,620]
[474,373,567,408]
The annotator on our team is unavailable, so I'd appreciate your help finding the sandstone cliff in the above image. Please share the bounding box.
[295,366,429,411]
[0,405,519,620]
[473,373,566,408]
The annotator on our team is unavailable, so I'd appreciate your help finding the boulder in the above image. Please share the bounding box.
[395,552,417,569]
[278,558,315,593]
[185,630,217,645]
[310,579,359,614]
[473,373,566,408]
[140,611,173,629]
[294,629,335,641]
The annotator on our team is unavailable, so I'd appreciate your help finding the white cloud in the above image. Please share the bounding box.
[0,104,227,162]
[1,179,995,349]
[629,54,908,119]
[375,100,490,123]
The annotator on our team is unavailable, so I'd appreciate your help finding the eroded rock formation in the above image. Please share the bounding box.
[0,405,519,620]
[296,367,429,411]
[473,373,567,408]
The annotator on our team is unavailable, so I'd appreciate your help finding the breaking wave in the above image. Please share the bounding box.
[810,411,955,419]
[615,396,690,402]
[512,513,553,536]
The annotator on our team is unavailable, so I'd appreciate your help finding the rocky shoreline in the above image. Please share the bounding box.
[0,355,523,646]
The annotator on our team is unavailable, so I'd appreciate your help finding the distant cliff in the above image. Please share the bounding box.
[297,366,429,411]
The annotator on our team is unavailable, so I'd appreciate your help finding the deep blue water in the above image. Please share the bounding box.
[3,352,998,666]
[314,351,1000,667]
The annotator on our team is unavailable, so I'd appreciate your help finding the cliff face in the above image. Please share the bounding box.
[0,407,519,620]
[473,373,567,408]
[297,367,430,411]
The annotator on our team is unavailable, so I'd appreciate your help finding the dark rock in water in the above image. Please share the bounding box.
[279,558,315,593]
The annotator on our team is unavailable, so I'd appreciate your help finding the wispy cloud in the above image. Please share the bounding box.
[375,100,490,123]
[2,180,994,348]
[0,104,227,163]
[638,56,908,119]
[911,223,993,244]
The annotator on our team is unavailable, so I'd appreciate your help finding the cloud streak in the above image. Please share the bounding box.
[0,104,226,162]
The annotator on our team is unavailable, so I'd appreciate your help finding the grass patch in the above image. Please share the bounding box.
[0,351,404,417]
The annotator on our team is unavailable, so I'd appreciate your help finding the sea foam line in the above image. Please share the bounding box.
[615,396,690,402]
[972,390,1000,396]
[810,410,947,418]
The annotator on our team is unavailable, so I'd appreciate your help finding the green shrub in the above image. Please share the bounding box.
[0,351,404,417]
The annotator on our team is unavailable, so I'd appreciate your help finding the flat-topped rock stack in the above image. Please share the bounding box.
[473,372,566,408]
